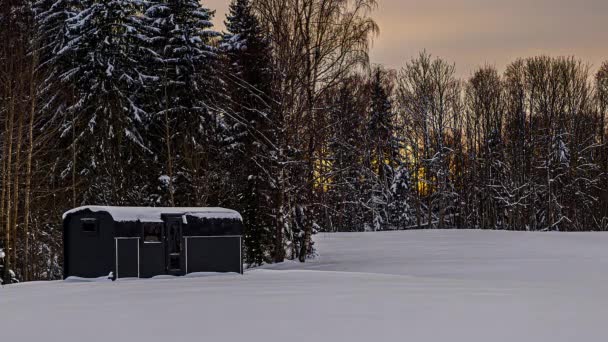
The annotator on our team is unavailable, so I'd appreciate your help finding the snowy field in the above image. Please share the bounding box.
[3,230,608,341]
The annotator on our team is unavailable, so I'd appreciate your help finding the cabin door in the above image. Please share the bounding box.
[115,237,140,279]
[165,217,183,274]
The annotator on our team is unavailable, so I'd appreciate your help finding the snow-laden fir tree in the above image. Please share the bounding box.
[220,0,276,265]
[141,0,219,206]
[34,0,81,162]
[388,165,414,229]
[57,0,150,205]
[35,0,77,76]
[365,67,398,231]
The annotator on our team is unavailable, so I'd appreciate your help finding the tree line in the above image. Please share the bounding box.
[0,0,606,282]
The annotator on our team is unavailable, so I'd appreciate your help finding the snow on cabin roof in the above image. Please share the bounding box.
[62,206,242,222]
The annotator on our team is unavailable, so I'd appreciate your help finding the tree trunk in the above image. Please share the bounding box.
[273,164,285,262]
[11,78,25,275]
[4,78,16,284]
[164,83,175,206]
[23,48,38,281]
[72,98,77,208]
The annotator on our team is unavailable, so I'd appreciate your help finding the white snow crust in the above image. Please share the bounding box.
[62,205,242,222]
[3,230,608,342]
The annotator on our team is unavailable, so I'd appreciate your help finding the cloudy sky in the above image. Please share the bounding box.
[206,0,607,77]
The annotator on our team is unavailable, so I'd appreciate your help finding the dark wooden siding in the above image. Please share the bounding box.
[63,211,115,279]
[185,236,242,274]
[64,209,244,279]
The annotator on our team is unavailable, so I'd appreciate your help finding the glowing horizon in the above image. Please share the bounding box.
[206,0,608,77]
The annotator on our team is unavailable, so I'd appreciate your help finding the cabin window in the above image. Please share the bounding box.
[143,224,162,243]
[81,219,98,233]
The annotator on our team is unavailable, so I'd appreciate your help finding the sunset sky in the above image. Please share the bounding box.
[206,0,608,77]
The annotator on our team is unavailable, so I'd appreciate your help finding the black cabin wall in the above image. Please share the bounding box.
[64,211,115,279]
[64,210,244,279]
[182,217,243,236]
[140,241,165,278]
[186,237,242,274]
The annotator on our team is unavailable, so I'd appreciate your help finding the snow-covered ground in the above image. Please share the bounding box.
[3,230,608,341]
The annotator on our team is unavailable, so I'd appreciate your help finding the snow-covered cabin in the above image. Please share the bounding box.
[62,206,243,279]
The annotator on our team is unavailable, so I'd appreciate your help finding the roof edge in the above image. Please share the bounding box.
[62,206,243,222]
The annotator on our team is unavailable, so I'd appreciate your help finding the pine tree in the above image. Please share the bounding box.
[221,0,275,265]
